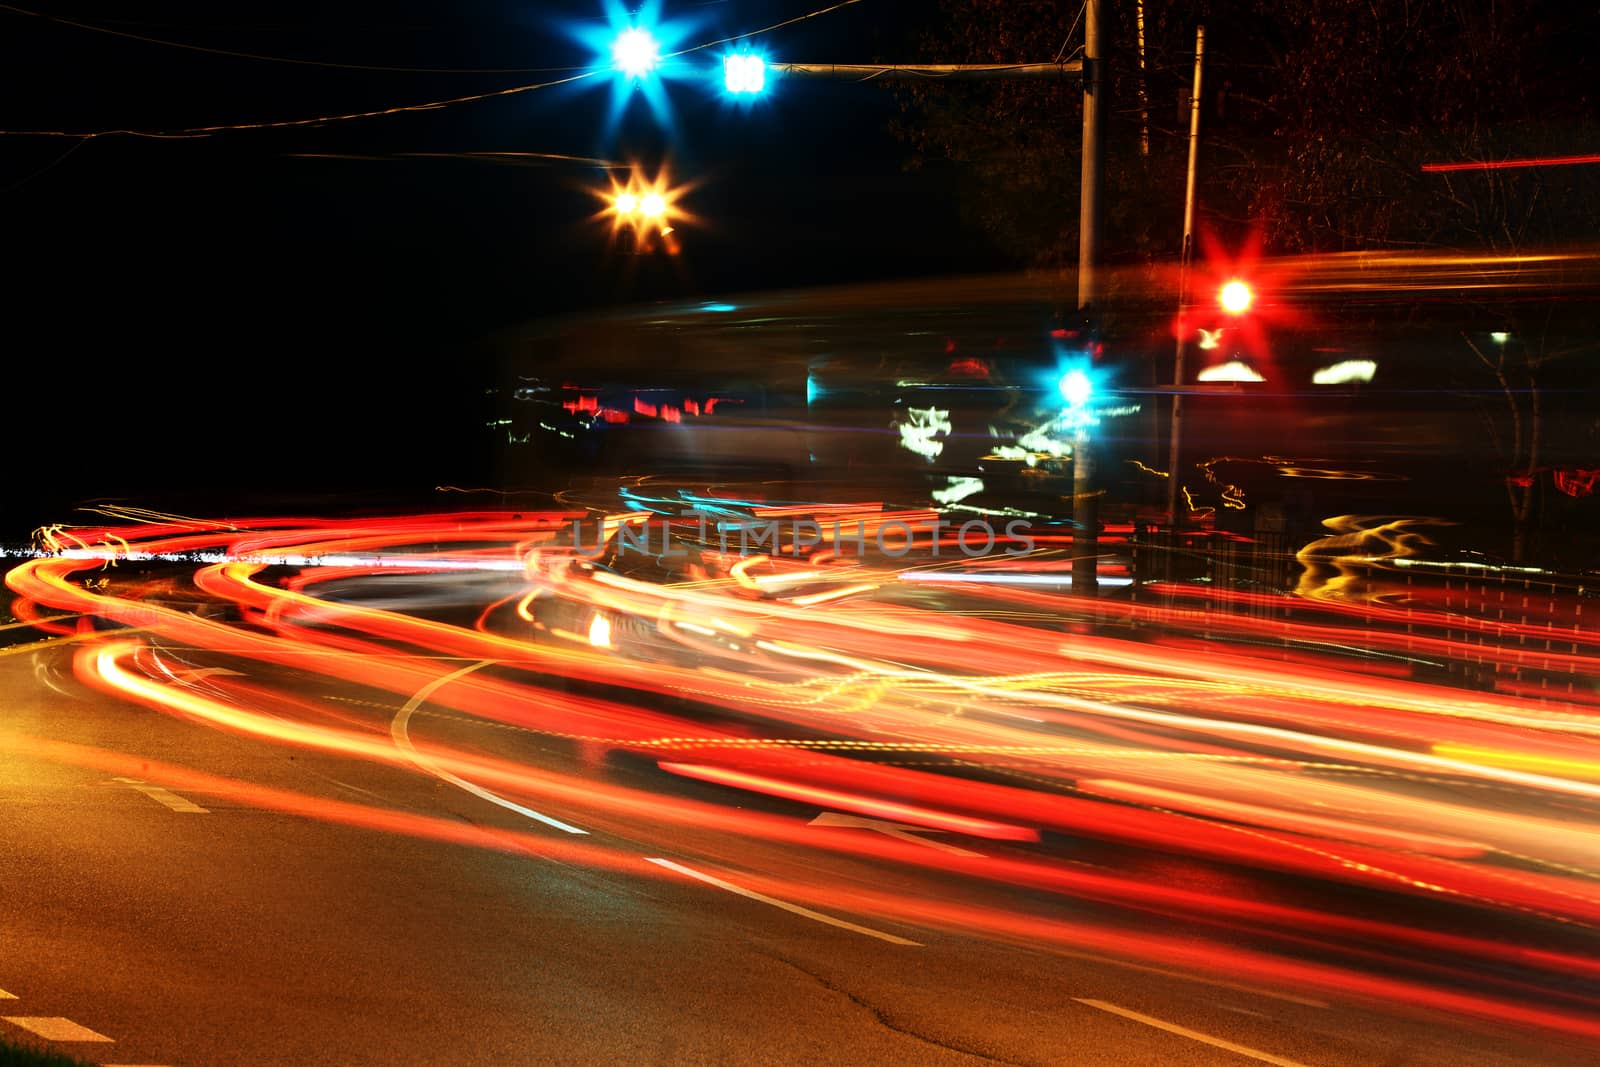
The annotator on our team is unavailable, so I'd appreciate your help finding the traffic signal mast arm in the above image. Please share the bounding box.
[768,61,1084,80]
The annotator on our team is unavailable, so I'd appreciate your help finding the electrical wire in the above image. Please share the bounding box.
[0,0,872,140]
[283,150,627,169]
[0,70,602,140]
[663,0,865,60]
[0,3,585,74]
[0,135,87,193]
[1052,3,1087,64]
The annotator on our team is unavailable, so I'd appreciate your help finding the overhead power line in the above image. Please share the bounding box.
[0,0,870,140]
[0,3,585,74]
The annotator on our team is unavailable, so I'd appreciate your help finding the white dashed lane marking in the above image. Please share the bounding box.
[110,777,209,814]
[3,1016,114,1042]
[1074,999,1308,1066]
[647,857,923,946]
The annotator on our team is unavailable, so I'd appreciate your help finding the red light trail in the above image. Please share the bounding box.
[6,501,1600,1043]
[1421,153,1600,172]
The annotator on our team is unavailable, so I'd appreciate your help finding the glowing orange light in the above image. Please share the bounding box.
[600,165,694,239]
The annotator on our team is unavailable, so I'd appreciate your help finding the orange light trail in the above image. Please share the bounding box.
[7,501,1600,1041]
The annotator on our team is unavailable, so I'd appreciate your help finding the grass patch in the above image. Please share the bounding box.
[0,1036,99,1067]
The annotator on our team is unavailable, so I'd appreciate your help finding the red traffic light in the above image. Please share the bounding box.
[1218,279,1254,315]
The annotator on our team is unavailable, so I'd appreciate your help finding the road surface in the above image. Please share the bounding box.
[3,502,1598,1065]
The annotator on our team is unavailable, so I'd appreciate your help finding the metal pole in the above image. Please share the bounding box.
[1072,0,1104,598]
[1166,24,1205,530]
[1135,1,1151,159]
[1077,0,1104,313]
[1072,423,1098,597]
[772,61,1082,80]
[767,44,1101,595]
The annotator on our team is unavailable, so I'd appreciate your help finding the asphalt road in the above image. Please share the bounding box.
[2,642,1593,1067]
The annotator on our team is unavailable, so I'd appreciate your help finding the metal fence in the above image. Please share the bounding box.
[1124,523,1598,704]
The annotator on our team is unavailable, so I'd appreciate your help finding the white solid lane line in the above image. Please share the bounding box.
[110,777,209,814]
[390,659,589,836]
[647,858,922,947]
[1074,999,1309,1067]
[2,1016,114,1042]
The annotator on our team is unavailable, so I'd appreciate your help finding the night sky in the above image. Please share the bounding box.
[2,1,994,528]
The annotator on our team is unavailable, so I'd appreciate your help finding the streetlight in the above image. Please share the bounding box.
[602,168,690,254]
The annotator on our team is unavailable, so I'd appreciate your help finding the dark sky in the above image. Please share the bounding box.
[4,1,981,319]
[1,1,1001,523]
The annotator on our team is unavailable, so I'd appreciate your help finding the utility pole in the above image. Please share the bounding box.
[1135,1,1151,159]
[1072,0,1105,598]
[745,24,1110,597]
[1166,24,1206,531]
[1077,0,1105,314]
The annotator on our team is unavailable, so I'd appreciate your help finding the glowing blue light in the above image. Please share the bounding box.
[1058,369,1092,408]
[701,301,736,312]
[566,1,702,135]
[806,373,820,406]
[724,53,766,94]
[612,27,660,78]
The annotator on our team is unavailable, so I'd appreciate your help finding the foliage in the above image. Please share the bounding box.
[1226,0,1600,253]
[895,0,1600,261]
[893,0,1190,266]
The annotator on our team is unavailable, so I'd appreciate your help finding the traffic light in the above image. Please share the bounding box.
[611,27,660,78]
[1218,279,1253,315]
[1057,368,1093,408]
[724,53,767,95]
[1194,279,1268,381]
